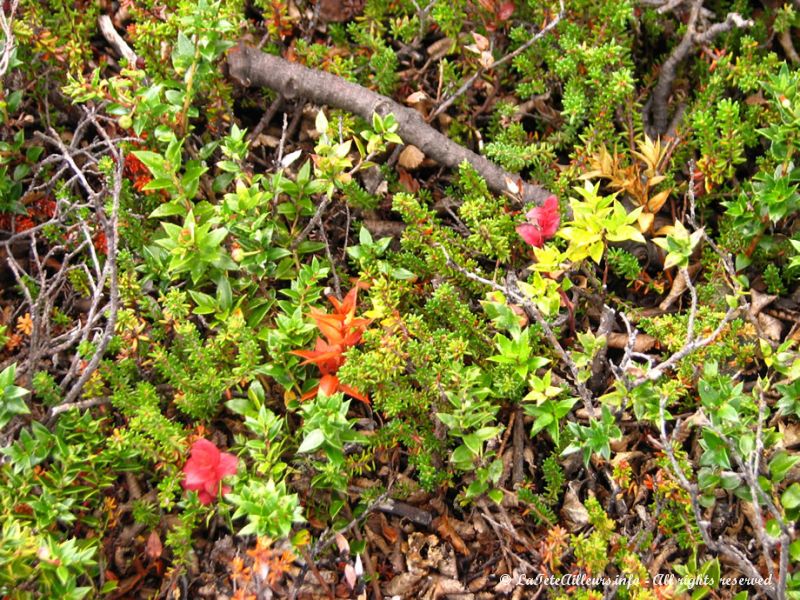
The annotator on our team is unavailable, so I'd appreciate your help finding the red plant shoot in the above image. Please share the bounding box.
[516,195,560,248]
[290,286,371,404]
[182,439,238,505]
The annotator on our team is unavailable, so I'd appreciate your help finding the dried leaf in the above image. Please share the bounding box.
[344,563,357,589]
[427,37,454,60]
[405,91,429,105]
[398,145,425,170]
[381,522,400,544]
[471,32,489,52]
[433,516,470,556]
[659,269,689,311]
[334,532,350,555]
[497,1,515,20]
[383,573,424,597]
[606,332,657,353]
[749,289,776,316]
[646,189,671,213]
[757,312,783,341]
[560,484,589,532]
[397,168,420,193]
[637,211,654,233]
[145,530,163,560]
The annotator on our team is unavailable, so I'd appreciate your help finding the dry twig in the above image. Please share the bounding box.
[647,0,752,135]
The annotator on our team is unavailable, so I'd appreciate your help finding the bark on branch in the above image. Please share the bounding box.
[226,44,552,204]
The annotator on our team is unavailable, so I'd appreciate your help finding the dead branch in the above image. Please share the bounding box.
[658,395,786,599]
[98,14,138,66]
[647,0,752,135]
[226,45,552,204]
[0,0,19,80]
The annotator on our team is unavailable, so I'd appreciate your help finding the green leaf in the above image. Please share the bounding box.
[298,429,325,453]
[781,483,800,509]
[769,451,800,482]
[451,444,474,466]
[487,488,504,504]
[132,151,168,177]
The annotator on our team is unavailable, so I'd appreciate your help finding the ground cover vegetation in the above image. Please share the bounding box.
[1,0,800,597]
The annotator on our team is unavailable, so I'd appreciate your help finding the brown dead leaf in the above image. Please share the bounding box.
[397,168,420,193]
[433,515,469,556]
[145,530,162,560]
[758,312,783,341]
[560,484,589,532]
[334,532,350,555]
[381,520,400,544]
[344,563,357,589]
[398,145,425,170]
[745,91,767,106]
[659,263,702,311]
[750,289,777,316]
[383,572,424,597]
[427,37,454,60]
[779,421,800,448]
[405,90,429,105]
[471,32,489,51]
[424,576,469,600]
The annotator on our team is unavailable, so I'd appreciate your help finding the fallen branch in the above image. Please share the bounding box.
[226,45,552,204]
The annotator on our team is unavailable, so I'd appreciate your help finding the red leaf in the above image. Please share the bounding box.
[516,195,560,248]
[498,1,515,20]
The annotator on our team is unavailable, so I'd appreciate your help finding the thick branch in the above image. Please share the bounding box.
[226,44,551,204]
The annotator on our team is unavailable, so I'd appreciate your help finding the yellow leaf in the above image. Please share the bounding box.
[638,211,654,232]
[654,224,676,236]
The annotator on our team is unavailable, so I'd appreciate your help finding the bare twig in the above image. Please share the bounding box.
[0,0,20,80]
[429,0,565,121]
[647,0,752,135]
[49,396,109,417]
[657,397,777,596]
[291,195,332,250]
[438,244,595,415]
[247,93,284,144]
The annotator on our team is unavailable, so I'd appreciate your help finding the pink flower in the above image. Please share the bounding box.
[516,195,560,248]
[182,439,238,504]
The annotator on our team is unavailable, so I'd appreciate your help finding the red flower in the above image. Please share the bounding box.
[516,195,560,248]
[182,439,238,504]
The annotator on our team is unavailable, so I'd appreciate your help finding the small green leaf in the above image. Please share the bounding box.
[298,429,325,453]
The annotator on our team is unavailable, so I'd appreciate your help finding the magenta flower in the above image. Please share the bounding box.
[182,439,238,504]
[516,195,560,248]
